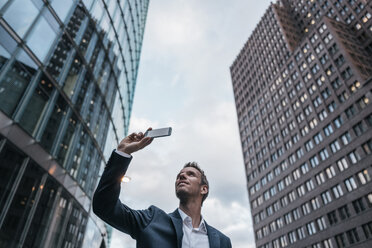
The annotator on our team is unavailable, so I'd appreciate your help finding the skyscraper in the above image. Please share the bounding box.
[230,0,372,247]
[0,0,149,247]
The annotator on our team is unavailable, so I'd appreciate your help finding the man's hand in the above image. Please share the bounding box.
[117,128,153,155]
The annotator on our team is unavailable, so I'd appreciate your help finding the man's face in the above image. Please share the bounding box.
[175,167,207,201]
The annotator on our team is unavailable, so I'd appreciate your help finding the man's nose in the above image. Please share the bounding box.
[178,172,186,179]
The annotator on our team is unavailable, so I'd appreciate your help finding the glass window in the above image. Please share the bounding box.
[352,198,366,213]
[307,222,317,235]
[344,177,358,191]
[26,15,57,62]
[346,228,360,244]
[19,74,54,135]
[0,50,38,116]
[339,205,350,221]
[327,210,338,226]
[362,222,372,239]
[315,172,326,185]
[332,184,344,199]
[24,178,59,247]
[62,53,84,99]
[56,114,78,167]
[335,233,346,248]
[62,203,87,248]
[0,44,11,72]
[311,197,321,210]
[68,130,88,178]
[357,169,371,185]
[40,95,68,152]
[46,33,74,80]
[0,25,18,57]
[297,226,306,240]
[50,0,74,23]
[0,161,44,246]
[0,143,25,211]
[3,0,39,38]
[321,191,332,205]
[46,192,70,247]
[341,132,351,145]
[91,0,104,21]
[79,21,95,57]
[79,141,97,192]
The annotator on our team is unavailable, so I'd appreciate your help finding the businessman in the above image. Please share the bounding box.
[92,128,232,248]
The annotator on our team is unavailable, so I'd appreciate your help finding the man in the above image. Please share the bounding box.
[93,128,232,248]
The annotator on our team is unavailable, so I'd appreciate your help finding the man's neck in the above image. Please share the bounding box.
[179,201,202,228]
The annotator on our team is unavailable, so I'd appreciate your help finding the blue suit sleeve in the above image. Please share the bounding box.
[92,150,154,239]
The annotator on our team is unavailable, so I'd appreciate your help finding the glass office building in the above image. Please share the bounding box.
[0,0,149,247]
[231,0,372,247]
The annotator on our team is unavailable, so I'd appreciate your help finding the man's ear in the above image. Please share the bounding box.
[201,185,208,195]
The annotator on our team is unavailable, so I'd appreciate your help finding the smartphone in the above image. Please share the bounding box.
[144,127,172,138]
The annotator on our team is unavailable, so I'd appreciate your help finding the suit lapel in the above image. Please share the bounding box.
[169,209,183,248]
[206,222,220,248]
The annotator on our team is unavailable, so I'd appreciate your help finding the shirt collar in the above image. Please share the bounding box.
[178,208,208,234]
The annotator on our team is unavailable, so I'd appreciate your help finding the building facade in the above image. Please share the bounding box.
[0,0,149,247]
[231,0,372,247]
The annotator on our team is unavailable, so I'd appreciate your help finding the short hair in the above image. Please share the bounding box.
[183,162,209,203]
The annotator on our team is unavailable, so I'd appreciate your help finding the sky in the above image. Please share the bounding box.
[110,0,272,247]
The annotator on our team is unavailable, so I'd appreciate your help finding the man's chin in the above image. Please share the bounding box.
[176,189,188,201]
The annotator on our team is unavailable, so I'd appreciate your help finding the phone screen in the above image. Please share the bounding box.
[145,127,172,138]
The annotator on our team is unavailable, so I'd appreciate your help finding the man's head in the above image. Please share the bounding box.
[175,162,209,205]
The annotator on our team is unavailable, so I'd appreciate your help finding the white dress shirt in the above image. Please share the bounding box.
[115,149,132,158]
[178,208,210,248]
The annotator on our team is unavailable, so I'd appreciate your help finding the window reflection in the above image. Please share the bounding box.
[44,192,70,248]
[0,25,18,55]
[3,0,39,38]
[46,33,74,80]
[0,50,37,116]
[78,140,93,190]
[75,74,91,113]
[96,59,110,89]
[56,114,78,167]
[62,204,87,248]
[68,3,86,41]
[85,88,100,129]
[85,145,100,196]
[46,4,85,80]
[81,217,102,248]
[100,12,110,33]
[40,95,68,152]
[26,14,57,62]
[106,76,117,111]
[69,130,87,178]
[19,74,54,135]
[62,53,84,99]
[99,111,110,147]
[0,161,43,247]
[0,142,25,213]
[82,0,94,10]
[24,178,58,247]
[89,41,104,73]
[94,104,105,139]
[0,44,11,72]
[49,0,73,23]
[91,0,104,22]
[79,21,95,57]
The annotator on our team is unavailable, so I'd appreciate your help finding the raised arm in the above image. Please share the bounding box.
[92,129,153,238]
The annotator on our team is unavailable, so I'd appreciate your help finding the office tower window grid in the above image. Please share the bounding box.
[0,0,149,247]
[231,0,372,247]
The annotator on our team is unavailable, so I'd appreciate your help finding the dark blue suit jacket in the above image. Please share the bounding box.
[93,151,232,248]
